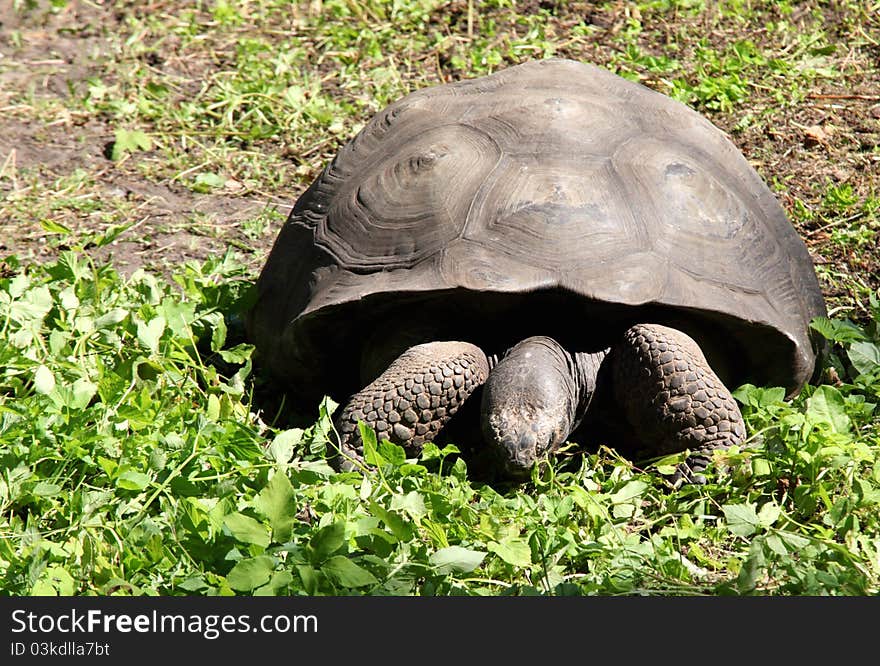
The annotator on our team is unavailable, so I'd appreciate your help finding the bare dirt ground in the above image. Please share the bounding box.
[0,1,276,275]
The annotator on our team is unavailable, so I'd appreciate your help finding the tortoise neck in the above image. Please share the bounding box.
[571,348,611,429]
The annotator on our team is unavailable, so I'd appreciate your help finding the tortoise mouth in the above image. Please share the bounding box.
[487,434,541,479]
[490,435,561,481]
[499,456,536,480]
[493,433,538,472]
[482,414,565,480]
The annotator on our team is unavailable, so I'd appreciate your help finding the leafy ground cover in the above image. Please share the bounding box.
[0,0,878,595]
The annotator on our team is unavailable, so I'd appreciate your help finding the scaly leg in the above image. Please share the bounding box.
[332,341,490,471]
[612,323,746,484]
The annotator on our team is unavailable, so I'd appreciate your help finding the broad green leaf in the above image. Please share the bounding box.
[778,531,811,550]
[309,522,346,563]
[32,565,76,596]
[95,308,128,330]
[848,341,880,376]
[97,456,118,478]
[296,564,320,595]
[7,272,30,298]
[128,129,153,151]
[733,384,786,408]
[806,385,850,434]
[429,546,486,574]
[370,502,413,542]
[360,423,380,464]
[224,512,270,548]
[318,483,357,503]
[136,315,166,354]
[74,315,96,336]
[723,503,759,537]
[390,491,426,519]
[552,495,574,522]
[157,299,195,338]
[33,365,56,394]
[87,222,135,248]
[219,343,253,364]
[226,555,275,591]
[321,556,378,588]
[609,479,648,504]
[612,503,635,519]
[488,538,532,568]
[313,396,339,442]
[359,477,373,501]
[420,442,460,461]
[32,481,62,497]
[71,377,97,410]
[206,393,221,420]
[757,502,781,529]
[266,428,302,464]
[736,540,766,593]
[253,472,297,543]
[450,457,468,480]
[210,315,227,352]
[194,172,226,189]
[112,128,153,161]
[377,440,406,466]
[752,458,772,477]
[40,218,71,235]
[116,469,151,491]
[764,534,788,557]
[48,329,68,355]
[177,576,209,593]
[59,287,78,310]
[30,580,58,596]
[809,317,867,344]
[283,85,307,106]
[11,285,52,323]
[254,571,294,596]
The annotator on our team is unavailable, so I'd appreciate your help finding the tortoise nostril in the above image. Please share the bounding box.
[494,429,539,467]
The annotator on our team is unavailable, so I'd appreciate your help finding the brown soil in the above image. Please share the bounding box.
[0,1,274,275]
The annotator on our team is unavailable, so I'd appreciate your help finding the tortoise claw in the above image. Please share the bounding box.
[671,453,711,487]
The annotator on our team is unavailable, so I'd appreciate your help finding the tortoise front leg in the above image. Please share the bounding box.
[611,323,747,484]
[332,341,490,471]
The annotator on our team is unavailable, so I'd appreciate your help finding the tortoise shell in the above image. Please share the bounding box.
[247,58,826,404]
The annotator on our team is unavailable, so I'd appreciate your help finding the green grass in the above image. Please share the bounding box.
[1,251,878,596]
[1,0,879,596]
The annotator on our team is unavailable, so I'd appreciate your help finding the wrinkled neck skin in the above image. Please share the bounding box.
[571,347,611,430]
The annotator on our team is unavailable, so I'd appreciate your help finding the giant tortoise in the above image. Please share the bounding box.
[246,58,827,481]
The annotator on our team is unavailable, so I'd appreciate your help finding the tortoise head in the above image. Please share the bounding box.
[480,336,581,478]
